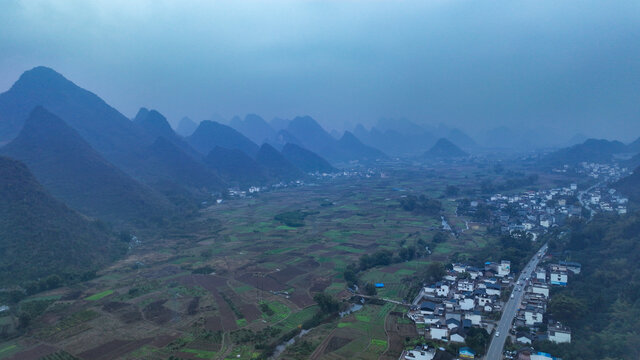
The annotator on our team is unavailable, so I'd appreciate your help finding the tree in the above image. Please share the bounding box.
[363,283,377,296]
[433,232,449,243]
[465,327,490,355]
[422,262,446,283]
[446,185,460,196]
[548,294,587,324]
[313,293,340,314]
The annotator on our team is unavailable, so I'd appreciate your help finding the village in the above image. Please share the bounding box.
[398,163,632,360]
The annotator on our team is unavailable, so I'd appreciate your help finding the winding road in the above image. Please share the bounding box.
[484,243,548,360]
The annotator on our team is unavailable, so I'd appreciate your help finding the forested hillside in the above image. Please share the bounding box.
[536,214,640,359]
[0,156,125,286]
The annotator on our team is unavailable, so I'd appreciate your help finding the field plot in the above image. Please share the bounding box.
[0,166,499,359]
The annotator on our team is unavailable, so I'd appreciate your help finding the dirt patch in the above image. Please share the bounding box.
[380,266,400,274]
[324,336,353,353]
[102,301,129,312]
[187,297,200,315]
[142,300,174,325]
[119,309,143,324]
[309,277,331,292]
[289,291,314,308]
[271,266,306,283]
[7,344,57,360]
[61,290,83,300]
[77,338,153,360]
[237,273,286,291]
[296,259,320,270]
[150,334,180,348]
[204,316,223,331]
[143,265,182,279]
[240,303,261,322]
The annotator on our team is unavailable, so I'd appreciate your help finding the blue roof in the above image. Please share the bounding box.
[375,283,385,288]
[460,347,475,355]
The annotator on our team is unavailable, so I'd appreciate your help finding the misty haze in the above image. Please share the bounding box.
[0,1,639,360]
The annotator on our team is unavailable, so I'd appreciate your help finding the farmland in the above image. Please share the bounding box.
[0,164,509,359]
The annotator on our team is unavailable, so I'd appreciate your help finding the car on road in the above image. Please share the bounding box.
[511,294,514,299]
[495,331,500,337]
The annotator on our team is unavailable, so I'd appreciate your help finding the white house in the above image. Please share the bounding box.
[548,324,572,344]
[535,268,546,281]
[465,312,482,326]
[524,308,544,326]
[459,298,475,311]
[498,260,511,277]
[429,326,449,340]
[458,280,474,292]
[402,348,436,360]
[550,270,568,286]
[436,283,450,297]
[532,283,549,298]
[516,334,532,344]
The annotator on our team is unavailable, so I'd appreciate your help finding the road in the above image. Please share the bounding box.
[484,243,548,360]
[578,181,603,219]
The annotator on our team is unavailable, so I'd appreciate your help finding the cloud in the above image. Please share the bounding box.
[0,0,639,141]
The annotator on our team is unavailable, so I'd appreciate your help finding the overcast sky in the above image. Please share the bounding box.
[0,0,639,141]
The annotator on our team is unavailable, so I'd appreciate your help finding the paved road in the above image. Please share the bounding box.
[578,181,603,219]
[485,243,548,360]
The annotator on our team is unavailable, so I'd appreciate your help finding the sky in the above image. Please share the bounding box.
[0,0,639,143]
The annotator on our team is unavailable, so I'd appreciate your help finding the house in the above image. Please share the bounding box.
[530,352,556,360]
[548,323,571,344]
[535,267,546,281]
[450,327,466,343]
[516,333,533,344]
[485,283,501,296]
[458,280,474,292]
[467,267,482,279]
[550,270,568,286]
[498,260,511,277]
[459,298,475,311]
[402,347,436,360]
[459,347,476,359]
[453,263,467,273]
[524,307,544,326]
[423,314,439,325]
[558,261,581,274]
[531,283,549,298]
[429,325,449,340]
[446,318,460,330]
[465,312,482,326]
[420,301,437,315]
[435,282,450,297]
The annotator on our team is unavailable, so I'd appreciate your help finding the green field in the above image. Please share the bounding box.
[85,289,114,301]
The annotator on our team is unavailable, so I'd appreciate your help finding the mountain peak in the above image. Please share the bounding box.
[11,66,74,93]
[425,138,469,158]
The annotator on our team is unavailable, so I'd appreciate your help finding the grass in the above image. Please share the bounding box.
[278,306,318,331]
[182,348,218,359]
[236,318,248,327]
[85,289,114,301]
[261,301,290,323]
[0,344,18,359]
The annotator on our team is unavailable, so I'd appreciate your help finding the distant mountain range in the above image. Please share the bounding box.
[188,120,260,157]
[281,143,337,173]
[0,155,125,285]
[541,138,630,166]
[229,114,276,145]
[0,67,344,228]
[352,119,478,156]
[0,107,174,224]
[283,116,387,162]
[175,116,198,137]
[424,138,469,159]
